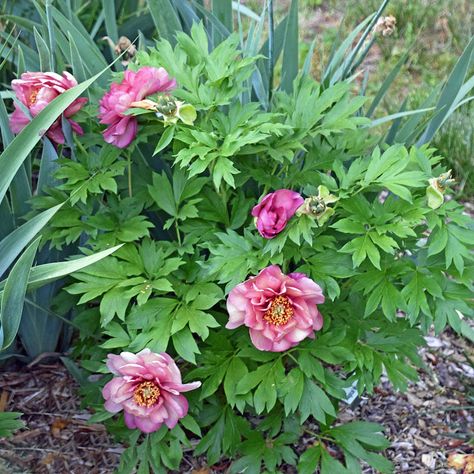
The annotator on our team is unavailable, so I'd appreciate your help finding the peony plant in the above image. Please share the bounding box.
[5,8,472,474]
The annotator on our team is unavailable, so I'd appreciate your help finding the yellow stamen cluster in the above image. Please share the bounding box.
[133,381,161,407]
[28,90,38,106]
[264,296,294,326]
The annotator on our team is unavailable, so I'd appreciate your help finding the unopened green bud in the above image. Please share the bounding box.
[426,170,455,209]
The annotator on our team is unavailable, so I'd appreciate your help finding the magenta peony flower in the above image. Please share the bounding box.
[226,265,324,352]
[98,66,176,148]
[102,348,200,433]
[251,189,304,239]
[9,71,87,144]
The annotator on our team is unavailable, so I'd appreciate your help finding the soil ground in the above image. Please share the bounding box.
[0,328,472,474]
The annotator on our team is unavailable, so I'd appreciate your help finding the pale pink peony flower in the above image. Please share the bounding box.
[226,265,324,352]
[102,348,200,433]
[252,189,304,239]
[98,66,176,148]
[9,71,87,144]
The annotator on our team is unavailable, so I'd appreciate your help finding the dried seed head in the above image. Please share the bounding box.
[374,15,397,36]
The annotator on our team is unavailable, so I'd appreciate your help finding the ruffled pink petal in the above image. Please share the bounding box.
[134,416,162,433]
[102,117,137,148]
[249,329,274,351]
[226,284,248,329]
[67,119,84,136]
[9,106,30,134]
[65,97,88,117]
[124,411,137,429]
[46,125,65,144]
[162,393,188,429]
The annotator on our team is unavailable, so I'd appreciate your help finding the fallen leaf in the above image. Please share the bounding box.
[40,453,56,466]
[192,469,211,474]
[421,452,436,469]
[448,453,474,473]
[0,391,8,412]
[51,418,69,437]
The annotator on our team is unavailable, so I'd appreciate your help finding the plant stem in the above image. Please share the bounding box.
[127,153,133,197]
[268,0,275,105]
[175,220,182,246]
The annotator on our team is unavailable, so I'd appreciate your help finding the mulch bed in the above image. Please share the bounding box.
[0,329,472,474]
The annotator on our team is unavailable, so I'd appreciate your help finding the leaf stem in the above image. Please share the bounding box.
[268,0,275,105]
[127,152,133,197]
[175,220,182,246]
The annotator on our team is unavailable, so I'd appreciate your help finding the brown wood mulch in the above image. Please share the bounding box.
[0,329,472,474]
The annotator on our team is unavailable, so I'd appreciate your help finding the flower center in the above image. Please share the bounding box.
[28,90,39,106]
[264,295,294,326]
[133,381,161,407]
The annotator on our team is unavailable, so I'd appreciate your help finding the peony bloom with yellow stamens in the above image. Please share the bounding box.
[102,349,200,433]
[226,265,324,352]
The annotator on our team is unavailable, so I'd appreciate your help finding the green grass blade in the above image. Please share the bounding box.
[385,98,407,145]
[0,200,14,241]
[0,204,63,279]
[257,13,289,100]
[102,0,118,43]
[0,67,109,205]
[174,0,200,33]
[5,245,123,292]
[190,1,230,41]
[395,85,440,144]
[367,50,410,117]
[368,107,435,128]
[148,0,182,46]
[418,36,474,145]
[0,245,124,297]
[212,0,232,46]
[340,0,389,79]
[45,0,56,71]
[0,15,41,32]
[322,15,372,85]
[68,31,89,82]
[52,6,108,76]
[0,238,40,350]
[280,0,298,93]
[0,99,32,223]
[302,38,317,76]
[33,26,52,71]
[37,138,60,194]
[231,1,260,21]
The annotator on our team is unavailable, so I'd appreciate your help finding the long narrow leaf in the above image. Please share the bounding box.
[280,0,298,93]
[418,36,474,145]
[0,245,124,293]
[33,26,52,71]
[367,50,410,117]
[148,0,182,46]
[102,0,118,42]
[0,238,40,350]
[323,15,372,84]
[0,204,63,279]
[367,107,435,128]
[212,0,232,46]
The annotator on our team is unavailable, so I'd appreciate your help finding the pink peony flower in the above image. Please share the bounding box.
[251,189,304,239]
[98,66,176,148]
[9,71,87,144]
[102,348,200,433]
[226,265,324,352]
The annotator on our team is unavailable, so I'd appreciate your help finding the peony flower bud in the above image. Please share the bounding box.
[251,189,304,239]
[297,185,338,225]
[426,170,455,210]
